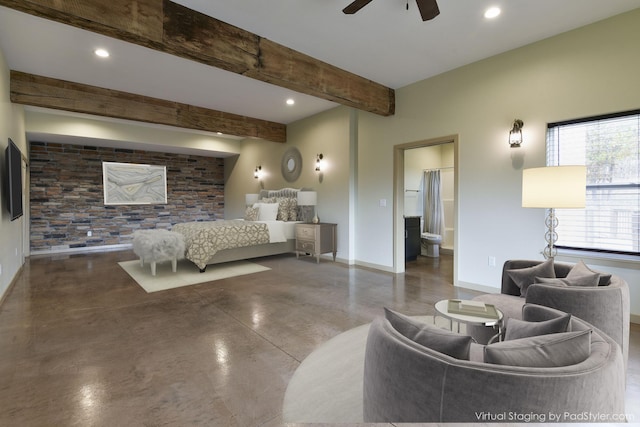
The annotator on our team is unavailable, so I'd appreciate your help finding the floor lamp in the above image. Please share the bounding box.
[522,166,586,259]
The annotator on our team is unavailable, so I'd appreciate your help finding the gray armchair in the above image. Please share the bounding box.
[524,262,630,370]
[471,260,630,370]
[363,304,625,423]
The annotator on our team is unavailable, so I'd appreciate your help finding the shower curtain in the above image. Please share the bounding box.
[419,170,445,236]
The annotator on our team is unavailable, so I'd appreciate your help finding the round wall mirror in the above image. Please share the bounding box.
[281,147,302,182]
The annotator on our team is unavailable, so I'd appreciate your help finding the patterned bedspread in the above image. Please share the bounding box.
[172,220,270,270]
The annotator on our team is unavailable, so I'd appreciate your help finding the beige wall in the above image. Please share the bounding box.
[225,106,353,262]
[0,45,26,299]
[404,145,441,217]
[355,9,640,313]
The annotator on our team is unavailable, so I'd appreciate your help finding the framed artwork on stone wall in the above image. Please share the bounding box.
[102,162,167,205]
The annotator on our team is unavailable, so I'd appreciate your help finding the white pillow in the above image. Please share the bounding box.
[254,202,279,221]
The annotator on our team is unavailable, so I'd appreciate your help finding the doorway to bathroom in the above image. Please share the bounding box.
[392,135,457,283]
[404,144,455,256]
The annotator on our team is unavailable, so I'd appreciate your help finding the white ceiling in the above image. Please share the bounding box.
[1,0,639,128]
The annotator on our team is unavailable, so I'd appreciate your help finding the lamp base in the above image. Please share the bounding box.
[312,214,319,224]
[543,208,558,259]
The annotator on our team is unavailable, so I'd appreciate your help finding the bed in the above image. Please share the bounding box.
[172,188,309,272]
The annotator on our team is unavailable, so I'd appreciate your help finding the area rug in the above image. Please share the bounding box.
[118,259,270,293]
[282,315,460,423]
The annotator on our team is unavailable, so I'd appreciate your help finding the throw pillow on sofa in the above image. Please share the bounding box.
[566,260,612,286]
[506,258,555,297]
[534,275,599,287]
[504,313,571,341]
[484,330,591,367]
[384,308,473,360]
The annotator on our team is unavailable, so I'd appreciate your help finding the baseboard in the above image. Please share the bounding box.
[455,280,501,294]
[353,260,395,273]
[30,243,132,257]
[631,314,640,325]
[0,263,24,308]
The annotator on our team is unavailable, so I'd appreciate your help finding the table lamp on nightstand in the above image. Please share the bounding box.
[297,191,318,223]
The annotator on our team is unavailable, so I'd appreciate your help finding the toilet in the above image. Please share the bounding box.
[421,232,442,258]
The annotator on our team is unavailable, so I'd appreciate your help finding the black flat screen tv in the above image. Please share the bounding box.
[4,138,23,221]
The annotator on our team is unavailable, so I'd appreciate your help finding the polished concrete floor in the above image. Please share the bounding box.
[0,251,637,426]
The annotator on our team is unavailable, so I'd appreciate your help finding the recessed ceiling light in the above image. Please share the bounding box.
[286,98,295,106]
[484,7,501,19]
[94,48,110,58]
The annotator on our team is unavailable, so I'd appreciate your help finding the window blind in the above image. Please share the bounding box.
[546,110,640,255]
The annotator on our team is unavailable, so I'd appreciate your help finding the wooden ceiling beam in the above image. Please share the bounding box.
[0,0,395,116]
[10,71,287,142]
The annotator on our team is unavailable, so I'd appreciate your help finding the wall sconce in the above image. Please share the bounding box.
[315,154,324,172]
[254,165,262,179]
[509,119,524,148]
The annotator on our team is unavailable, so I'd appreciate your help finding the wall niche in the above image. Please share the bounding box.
[29,142,224,253]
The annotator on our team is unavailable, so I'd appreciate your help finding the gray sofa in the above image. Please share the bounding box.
[470,259,630,369]
[363,304,626,423]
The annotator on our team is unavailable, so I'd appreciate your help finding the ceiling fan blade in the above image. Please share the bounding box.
[416,0,440,21]
[343,0,374,14]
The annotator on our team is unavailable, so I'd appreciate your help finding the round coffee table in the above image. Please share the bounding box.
[435,299,504,343]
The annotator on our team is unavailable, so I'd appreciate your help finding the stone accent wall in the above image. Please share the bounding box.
[29,142,225,252]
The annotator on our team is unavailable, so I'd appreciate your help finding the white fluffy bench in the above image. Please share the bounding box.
[132,229,185,276]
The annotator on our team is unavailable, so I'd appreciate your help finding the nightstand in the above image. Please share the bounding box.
[295,222,337,263]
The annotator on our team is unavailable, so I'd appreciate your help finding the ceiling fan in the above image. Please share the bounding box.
[343,0,440,21]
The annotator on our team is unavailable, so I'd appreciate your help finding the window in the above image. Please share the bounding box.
[546,110,640,255]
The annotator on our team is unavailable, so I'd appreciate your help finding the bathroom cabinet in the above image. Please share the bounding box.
[404,216,421,262]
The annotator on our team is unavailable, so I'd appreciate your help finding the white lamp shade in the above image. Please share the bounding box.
[522,166,586,208]
[297,191,317,206]
[245,193,259,205]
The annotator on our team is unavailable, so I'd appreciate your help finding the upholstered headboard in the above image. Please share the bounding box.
[258,188,309,200]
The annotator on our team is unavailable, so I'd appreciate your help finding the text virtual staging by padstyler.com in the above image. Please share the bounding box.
[474,411,632,423]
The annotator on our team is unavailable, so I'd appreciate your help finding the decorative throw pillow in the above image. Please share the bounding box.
[254,202,279,221]
[384,308,473,360]
[260,197,296,221]
[274,198,288,221]
[504,314,571,341]
[534,275,599,287]
[506,258,555,297]
[285,197,298,221]
[484,330,591,367]
[244,206,259,221]
[276,197,298,221]
[566,260,611,287]
[533,277,568,287]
